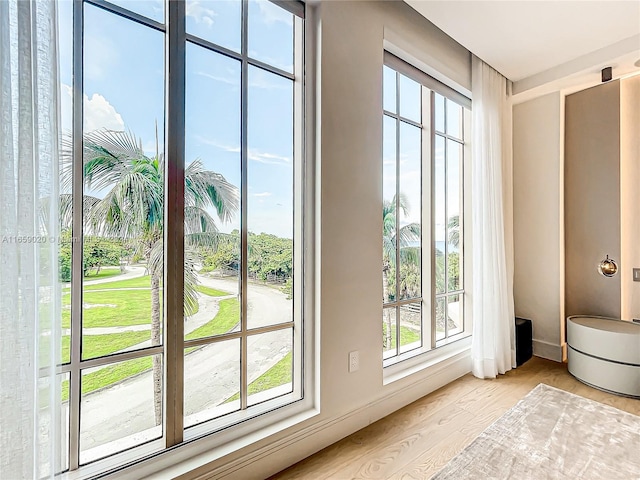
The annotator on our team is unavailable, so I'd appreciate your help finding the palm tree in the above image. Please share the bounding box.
[61,129,239,425]
[382,194,420,350]
[435,215,461,295]
[447,214,460,249]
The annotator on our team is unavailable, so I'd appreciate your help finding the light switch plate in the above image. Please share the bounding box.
[634,268,640,282]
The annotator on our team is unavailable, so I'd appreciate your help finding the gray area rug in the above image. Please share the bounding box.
[431,383,640,479]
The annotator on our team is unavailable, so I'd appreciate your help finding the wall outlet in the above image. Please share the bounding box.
[349,351,359,373]
[634,268,640,282]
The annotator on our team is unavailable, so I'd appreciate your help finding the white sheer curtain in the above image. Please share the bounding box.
[470,55,516,379]
[0,0,61,478]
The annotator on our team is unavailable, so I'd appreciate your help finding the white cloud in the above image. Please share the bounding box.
[61,84,125,133]
[248,150,290,165]
[186,1,217,27]
[257,1,293,26]
[194,136,291,166]
[196,71,239,86]
[253,192,272,197]
[248,69,290,90]
[83,93,125,132]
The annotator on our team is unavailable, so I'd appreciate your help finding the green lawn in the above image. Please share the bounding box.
[84,267,122,280]
[49,330,151,365]
[58,273,240,398]
[82,276,232,296]
[186,298,239,340]
[62,289,152,328]
[383,323,421,350]
[61,330,151,364]
[225,351,292,403]
[62,270,144,293]
[196,285,230,297]
[83,275,152,290]
[62,356,153,401]
[63,297,240,399]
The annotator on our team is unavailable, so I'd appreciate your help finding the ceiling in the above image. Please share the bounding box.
[405,1,640,97]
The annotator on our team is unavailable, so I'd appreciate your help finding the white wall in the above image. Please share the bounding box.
[168,2,473,479]
[512,93,564,362]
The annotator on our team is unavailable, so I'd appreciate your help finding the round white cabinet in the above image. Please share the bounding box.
[567,315,640,398]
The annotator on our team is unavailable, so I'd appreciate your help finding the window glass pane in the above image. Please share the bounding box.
[399,302,421,353]
[247,329,293,406]
[447,140,462,292]
[60,249,71,364]
[39,374,69,475]
[79,355,162,464]
[383,66,396,113]
[184,339,241,428]
[398,123,421,301]
[186,0,241,53]
[108,0,164,23]
[83,4,165,140]
[59,373,70,473]
[248,0,294,73]
[446,99,462,139]
[383,116,396,303]
[81,5,165,361]
[434,93,445,133]
[247,66,294,330]
[435,297,446,341]
[399,74,420,123]
[447,294,463,336]
[58,0,73,365]
[185,43,241,340]
[434,135,446,295]
[383,307,397,360]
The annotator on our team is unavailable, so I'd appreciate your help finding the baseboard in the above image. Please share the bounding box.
[195,349,471,480]
[533,339,563,362]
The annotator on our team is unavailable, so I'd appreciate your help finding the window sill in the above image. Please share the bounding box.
[383,334,471,385]
[60,396,318,480]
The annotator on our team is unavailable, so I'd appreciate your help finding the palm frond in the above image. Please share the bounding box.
[185,206,218,235]
[447,215,460,249]
[399,245,420,265]
[184,249,200,317]
[55,194,103,231]
[147,240,201,318]
[185,159,239,224]
[396,223,420,248]
[184,231,227,248]
[83,129,148,192]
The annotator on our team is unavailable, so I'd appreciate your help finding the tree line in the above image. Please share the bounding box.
[201,230,293,283]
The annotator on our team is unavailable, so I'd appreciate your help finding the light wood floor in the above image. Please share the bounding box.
[269,356,640,480]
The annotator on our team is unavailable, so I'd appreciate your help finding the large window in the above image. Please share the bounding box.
[56,0,306,474]
[382,53,470,365]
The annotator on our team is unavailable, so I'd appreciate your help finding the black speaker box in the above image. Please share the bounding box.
[515,317,533,366]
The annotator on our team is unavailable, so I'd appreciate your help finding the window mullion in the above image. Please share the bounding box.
[394,72,401,357]
[240,0,249,411]
[164,0,186,448]
[443,130,449,339]
[293,13,305,399]
[429,91,437,350]
[420,86,431,352]
[69,0,84,470]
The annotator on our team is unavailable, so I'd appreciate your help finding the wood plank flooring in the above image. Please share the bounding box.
[269,356,640,480]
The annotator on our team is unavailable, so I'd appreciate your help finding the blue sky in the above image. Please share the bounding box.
[58,0,295,238]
